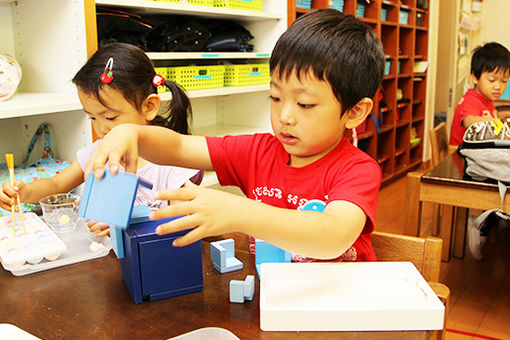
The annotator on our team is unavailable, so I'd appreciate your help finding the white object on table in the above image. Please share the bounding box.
[260,262,445,331]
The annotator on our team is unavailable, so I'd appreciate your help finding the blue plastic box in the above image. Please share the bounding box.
[329,0,344,11]
[384,60,391,76]
[296,0,311,9]
[381,8,387,21]
[399,10,409,25]
[121,215,203,304]
[357,1,365,17]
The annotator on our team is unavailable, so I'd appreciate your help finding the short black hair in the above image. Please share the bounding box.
[73,42,192,134]
[270,9,385,114]
[471,42,510,79]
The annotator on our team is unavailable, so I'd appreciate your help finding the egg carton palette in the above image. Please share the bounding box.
[0,213,111,276]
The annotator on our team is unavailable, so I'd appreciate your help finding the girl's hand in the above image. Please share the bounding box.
[86,220,110,237]
[149,184,248,247]
[84,123,140,179]
[0,180,28,211]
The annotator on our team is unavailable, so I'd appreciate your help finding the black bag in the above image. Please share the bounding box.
[202,19,254,52]
[96,7,152,49]
[145,16,211,52]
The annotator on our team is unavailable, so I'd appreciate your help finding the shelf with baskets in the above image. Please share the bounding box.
[287,0,430,184]
[0,0,287,182]
[92,0,287,185]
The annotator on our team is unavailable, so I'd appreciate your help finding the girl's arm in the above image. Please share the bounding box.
[150,186,365,260]
[86,124,213,178]
[4,161,84,204]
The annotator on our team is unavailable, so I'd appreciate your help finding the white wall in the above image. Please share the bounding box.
[479,1,510,50]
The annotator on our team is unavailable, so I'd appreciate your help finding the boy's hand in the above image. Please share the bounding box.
[84,124,140,179]
[0,180,27,211]
[150,185,246,247]
[86,220,110,237]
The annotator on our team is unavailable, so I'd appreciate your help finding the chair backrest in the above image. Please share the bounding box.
[429,122,449,167]
[371,231,442,282]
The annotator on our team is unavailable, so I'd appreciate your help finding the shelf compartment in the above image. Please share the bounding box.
[0,93,82,119]
[95,0,282,20]
[147,52,271,60]
[160,84,269,99]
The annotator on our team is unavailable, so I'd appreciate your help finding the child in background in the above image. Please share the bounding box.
[86,10,385,262]
[449,42,510,260]
[0,42,200,237]
[450,42,510,146]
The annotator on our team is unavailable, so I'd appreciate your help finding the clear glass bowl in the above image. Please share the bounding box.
[39,193,81,233]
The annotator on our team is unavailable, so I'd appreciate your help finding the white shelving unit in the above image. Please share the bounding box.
[0,0,287,186]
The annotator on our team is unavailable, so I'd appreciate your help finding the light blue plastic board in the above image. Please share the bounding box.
[78,171,153,259]
[255,239,291,279]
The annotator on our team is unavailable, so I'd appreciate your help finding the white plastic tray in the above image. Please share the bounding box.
[0,214,111,276]
[260,262,445,332]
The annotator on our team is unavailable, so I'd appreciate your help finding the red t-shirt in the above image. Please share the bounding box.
[450,89,497,145]
[206,133,381,262]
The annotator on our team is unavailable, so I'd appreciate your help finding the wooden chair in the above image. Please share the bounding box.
[405,122,463,261]
[372,231,450,340]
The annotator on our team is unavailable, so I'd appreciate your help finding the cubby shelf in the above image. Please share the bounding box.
[288,0,429,184]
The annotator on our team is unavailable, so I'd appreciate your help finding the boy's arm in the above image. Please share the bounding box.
[497,110,510,119]
[87,124,213,178]
[151,186,365,260]
[462,114,494,128]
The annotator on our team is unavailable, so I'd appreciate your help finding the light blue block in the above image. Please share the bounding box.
[255,239,291,279]
[243,275,255,301]
[109,225,125,258]
[210,239,243,274]
[78,171,152,228]
[229,280,245,303]
[78,171,153,259]
[129,205,152,224]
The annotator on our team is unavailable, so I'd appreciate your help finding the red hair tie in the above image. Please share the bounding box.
[100,57,114,84]
[152,74,166,87]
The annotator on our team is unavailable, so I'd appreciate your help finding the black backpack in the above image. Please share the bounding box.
[145,16,212,52]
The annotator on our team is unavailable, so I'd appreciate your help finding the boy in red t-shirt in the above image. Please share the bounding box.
[450,42,510,260]
[86,10,385,262]
[450,42,510,146]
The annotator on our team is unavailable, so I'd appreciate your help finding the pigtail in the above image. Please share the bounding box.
[152,80,192,135]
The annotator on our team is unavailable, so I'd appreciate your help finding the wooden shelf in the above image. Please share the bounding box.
[286,0,430,184]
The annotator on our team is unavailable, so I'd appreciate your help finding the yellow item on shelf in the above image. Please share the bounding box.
[167,65,225,90]
[213,0,263,11]
[224,64,270,86]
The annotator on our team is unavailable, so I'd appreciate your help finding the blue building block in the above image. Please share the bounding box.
[243,275,255,301]
[229,275,255,303]
[255,239,291,279]
[78,171,203,304]
[78,171,153,259]
[210,239,243,273]
[229,280,244,303]
[78,170,152,227]
[121,213,203,304]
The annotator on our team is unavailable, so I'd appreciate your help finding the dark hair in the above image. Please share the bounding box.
[270,9,384,114]
[471,42,510,79]
[72,42,192,134]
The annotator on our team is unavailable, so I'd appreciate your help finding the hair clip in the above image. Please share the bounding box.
[100,57,114,84]
[152,74,166,87]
